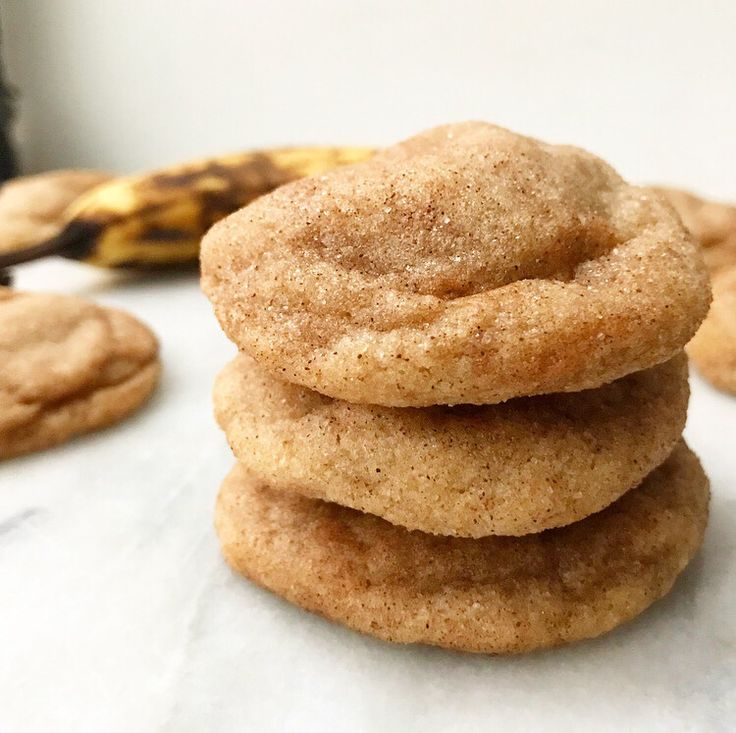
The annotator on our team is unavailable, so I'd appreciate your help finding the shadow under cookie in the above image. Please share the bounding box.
[215,352,689,537]
[215,441,709,655]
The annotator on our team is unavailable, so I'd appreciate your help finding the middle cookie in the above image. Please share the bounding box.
[215,353,688,537]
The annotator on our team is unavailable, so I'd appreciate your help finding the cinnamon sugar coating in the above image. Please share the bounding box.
[654,187,736,275]
[203,122,710,406]
[215,442,708,654]
[215,353,688,536]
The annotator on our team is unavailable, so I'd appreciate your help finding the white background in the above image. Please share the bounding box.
[0,2,735,732]
[2,0,735,199]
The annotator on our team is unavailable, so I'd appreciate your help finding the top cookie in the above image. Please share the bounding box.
[654,187,736,275]
[202,122,710,406]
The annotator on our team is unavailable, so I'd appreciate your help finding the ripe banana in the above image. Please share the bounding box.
[0,146,374,269]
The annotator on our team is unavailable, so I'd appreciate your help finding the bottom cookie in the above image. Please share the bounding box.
[215,442,708,655]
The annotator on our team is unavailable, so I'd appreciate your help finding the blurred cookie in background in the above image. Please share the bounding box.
[0,288,160,459]
[687,268,736,395]
[655,187,736,395]
[655,187,736,276]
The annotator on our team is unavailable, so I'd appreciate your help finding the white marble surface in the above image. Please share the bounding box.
[0,258,734,732]
[2,0,735,728]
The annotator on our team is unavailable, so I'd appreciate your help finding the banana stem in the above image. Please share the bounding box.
[0,226,84,268]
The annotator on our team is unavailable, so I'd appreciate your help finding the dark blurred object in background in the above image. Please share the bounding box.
[0,29,18,182]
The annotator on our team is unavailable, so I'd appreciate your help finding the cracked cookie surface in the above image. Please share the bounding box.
[202,122,710,406]
[215,352,688,536]
[215,441,708,654]
[0,288,160,459]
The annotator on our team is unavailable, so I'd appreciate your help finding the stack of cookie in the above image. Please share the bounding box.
[202,122,711,654]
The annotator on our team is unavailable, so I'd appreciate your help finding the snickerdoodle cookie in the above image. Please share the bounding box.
[0,289,160,459]
[215,352,688,536]
[215,441,708,654]
[202,122,710,406]
[0,170,110,253]
[687,268,736,394]
[654,187,736,275]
